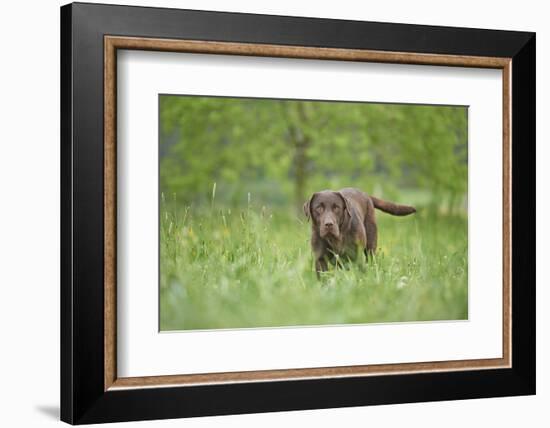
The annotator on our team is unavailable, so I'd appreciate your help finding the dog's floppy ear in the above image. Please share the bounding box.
[303,193,316,222]
[336,192,352,223]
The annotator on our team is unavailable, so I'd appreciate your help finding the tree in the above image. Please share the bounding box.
[160,96,467,212]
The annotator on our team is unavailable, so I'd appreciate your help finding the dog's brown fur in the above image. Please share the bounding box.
[303,187,416,277]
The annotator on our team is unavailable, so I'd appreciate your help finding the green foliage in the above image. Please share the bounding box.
[160,96,467,211]
[160,197,468,330]
[159,96,468,330]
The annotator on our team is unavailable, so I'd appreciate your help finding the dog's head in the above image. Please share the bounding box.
[303,191,352,240]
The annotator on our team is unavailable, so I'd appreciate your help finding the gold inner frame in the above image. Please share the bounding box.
[104,35,512,391]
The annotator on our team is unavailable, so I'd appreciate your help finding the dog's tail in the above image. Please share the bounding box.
[371,196,416,216]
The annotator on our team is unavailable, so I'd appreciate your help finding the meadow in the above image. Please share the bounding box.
[159,96,468,331]
[159,190,468,331]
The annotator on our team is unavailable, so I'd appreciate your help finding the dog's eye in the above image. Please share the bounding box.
[333,205,340,211]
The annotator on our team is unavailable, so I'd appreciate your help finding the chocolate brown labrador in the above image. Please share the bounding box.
[303,187,416,276]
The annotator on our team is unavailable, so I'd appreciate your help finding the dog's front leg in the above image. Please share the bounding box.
[315,258,328,279]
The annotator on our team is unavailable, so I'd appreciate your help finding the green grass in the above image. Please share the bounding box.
[160,195,468,331]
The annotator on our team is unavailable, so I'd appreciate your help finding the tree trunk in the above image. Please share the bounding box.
[294,141,307,211]
[283,102,312,212]
[293,102,312,212]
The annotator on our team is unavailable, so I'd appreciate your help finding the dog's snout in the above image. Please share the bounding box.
[324,220,334,228]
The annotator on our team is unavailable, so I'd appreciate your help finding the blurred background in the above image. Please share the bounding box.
[159,95,468,330]
[160,96,468,214]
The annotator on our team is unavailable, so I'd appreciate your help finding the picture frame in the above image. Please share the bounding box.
[60,2,535,424]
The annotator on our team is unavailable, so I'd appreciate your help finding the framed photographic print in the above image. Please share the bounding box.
[60,2,535,424]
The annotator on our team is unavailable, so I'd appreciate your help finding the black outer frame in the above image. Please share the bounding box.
[60,2,535,424]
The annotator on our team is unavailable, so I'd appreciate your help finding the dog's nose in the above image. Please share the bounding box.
[324,221,334,228]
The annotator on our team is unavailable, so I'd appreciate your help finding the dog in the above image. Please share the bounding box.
[303,187,416,276]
